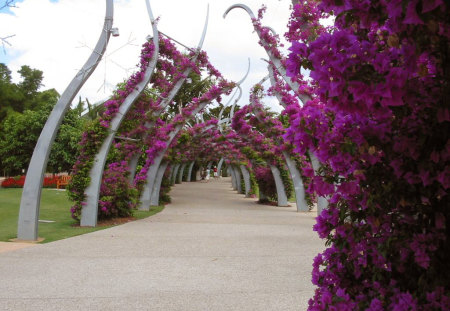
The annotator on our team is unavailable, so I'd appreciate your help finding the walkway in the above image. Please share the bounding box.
[0,177,324,310]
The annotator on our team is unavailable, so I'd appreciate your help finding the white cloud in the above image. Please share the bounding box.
[0,0,293,113]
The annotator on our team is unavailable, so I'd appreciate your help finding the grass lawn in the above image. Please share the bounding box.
[0,188,164,243]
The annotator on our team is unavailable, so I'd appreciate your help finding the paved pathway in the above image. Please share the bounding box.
[0,177,323,310]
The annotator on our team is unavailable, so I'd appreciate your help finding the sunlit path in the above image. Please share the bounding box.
[0,177,324,310]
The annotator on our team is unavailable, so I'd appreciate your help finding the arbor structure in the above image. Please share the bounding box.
[15,1,449,309]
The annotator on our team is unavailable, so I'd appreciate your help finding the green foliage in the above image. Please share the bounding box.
[47,103,87,173]
[177,132,191,145]
[66,119,108,216]
[249,170,258,196]
[80,97,105,120]
[278,113,290,128]
[170,71,213,115]
[159,171,172,204]
[279,165,294,201]
[0,64,45,116]
[204,102,240,121]
[99,173,138,219]
[0,63,23,121]
[0,63,87,175]
[0,107,50,174]
[0,97,86,175]
[240,172,245,195]
[254,166,278,203]
[17,65,43,98]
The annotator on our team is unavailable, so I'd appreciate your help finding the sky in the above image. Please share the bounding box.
[0,0,294,113]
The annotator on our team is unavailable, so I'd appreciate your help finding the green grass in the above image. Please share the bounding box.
[0,188,164,243]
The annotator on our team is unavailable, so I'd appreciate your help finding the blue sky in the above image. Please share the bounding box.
[0,0,293,112]
[1,0,58,14]
[1,1,55,62]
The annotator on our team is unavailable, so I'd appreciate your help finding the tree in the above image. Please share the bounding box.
[170,71,212,114]
[47,103,87,173]
[17,65,44,110]
[0,64,46,121]
[0,104,53,175]
[0,63,23,121]
[0,96,86,175]
[0,63,11,82]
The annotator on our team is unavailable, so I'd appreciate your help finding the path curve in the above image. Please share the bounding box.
[0,177,323,310]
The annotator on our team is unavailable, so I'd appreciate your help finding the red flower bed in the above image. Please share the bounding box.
[1,175,59,188]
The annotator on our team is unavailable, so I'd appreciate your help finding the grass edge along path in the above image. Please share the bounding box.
[0,188,164,243]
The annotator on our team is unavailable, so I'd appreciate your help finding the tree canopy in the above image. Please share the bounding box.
[0,63,88,175]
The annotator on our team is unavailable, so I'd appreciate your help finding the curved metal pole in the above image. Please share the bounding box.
[128,5,209,182]
[217,158,224,176]
[224,4,311,105]
[254,64,309,212]
[218,58,250,128]
[229,58,251,121]
[128,155,140,184]
[282,151,308,211]
[240,165,251,197]
[149,161,169,206]
[224,4,256,20]
[267,63,285,107]
[158,4,209,112]
[249,73,310,211]
[309,152,329,214]
[237,57,251,85]
[218,86,242,130]
[17,0,114,240]
[130,5,209,198]
[229,85,243,122]
[186,160,195,182]
[229,165,237,190]
[255,75,270,88]
[178,162,187,183]
[218,88,238,121]
[81,0,159,227]
[171,164,180,185]
[269,164,289,206]
[233,166,243,194]
[126,4,209,189]
[136,7,211,210]
[169,164,175,183]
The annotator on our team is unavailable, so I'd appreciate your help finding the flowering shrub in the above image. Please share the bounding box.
[253,166,277,201]
[2,176,25,188]
[68,39,156,221]
[98,161,137,219]
[282,1,450,309]
[1,175,60,188]
[69,27,236,220]
[159,168,172,204]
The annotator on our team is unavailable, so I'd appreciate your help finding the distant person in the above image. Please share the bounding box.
[213,166,218,178]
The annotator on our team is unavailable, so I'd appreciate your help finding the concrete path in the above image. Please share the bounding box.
[0,177,323,311]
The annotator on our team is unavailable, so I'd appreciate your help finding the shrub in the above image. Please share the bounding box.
[1,175,59,188]
[253,166,277,202]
